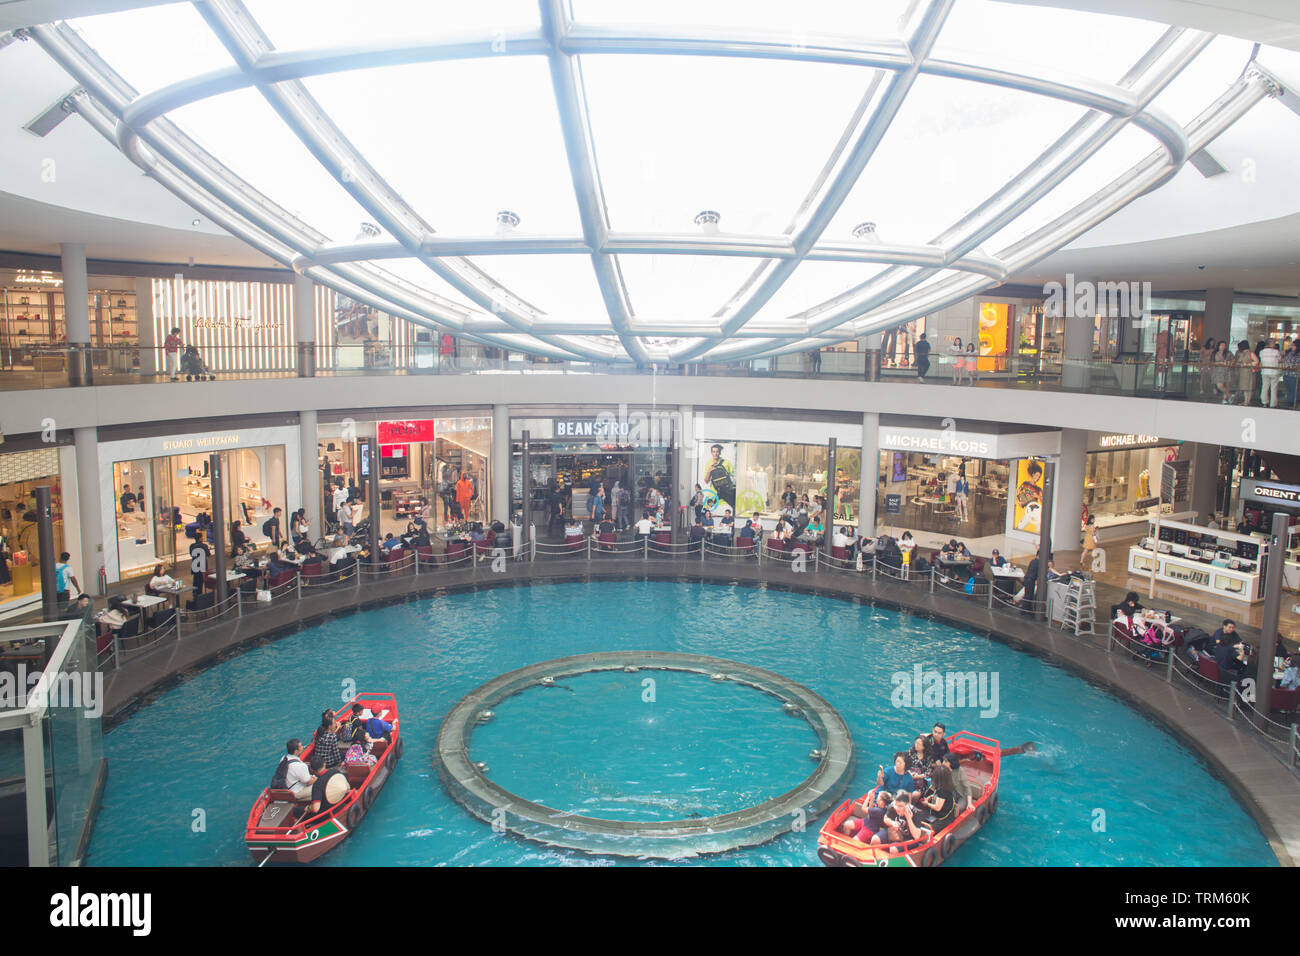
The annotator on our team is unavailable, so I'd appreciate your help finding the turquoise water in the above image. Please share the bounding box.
[474,668,821,822]
[88,581,1275,866]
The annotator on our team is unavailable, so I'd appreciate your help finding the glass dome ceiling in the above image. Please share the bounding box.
[18,0,1286,362]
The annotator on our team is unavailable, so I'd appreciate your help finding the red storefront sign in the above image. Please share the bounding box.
[377,419,434,444]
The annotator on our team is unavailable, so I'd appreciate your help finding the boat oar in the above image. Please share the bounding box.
[964,741,1036,761]
[257,847,277,868]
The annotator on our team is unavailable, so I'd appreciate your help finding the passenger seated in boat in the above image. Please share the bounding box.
[349,703,395,742]
[344,736,377,767]
[839,788,892,840]
[915,764,958,831]
[871,792,931,850]
[904,735,934,783]
[269,738,315,801]
[946,753,971,810]
[876,753,920,797]
[927,723,949,760]
[306,755,349,816]
[312,711,344,769]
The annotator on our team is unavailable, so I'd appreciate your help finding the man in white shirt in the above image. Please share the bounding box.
[1259,339,1283,407]
[280,739,315,801]
[634,512,656,537]
[338,500,355,536]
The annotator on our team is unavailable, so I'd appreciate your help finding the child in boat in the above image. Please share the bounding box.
[839,789,892,841]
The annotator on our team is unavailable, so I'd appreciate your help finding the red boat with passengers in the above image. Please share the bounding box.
[245,693,402,864]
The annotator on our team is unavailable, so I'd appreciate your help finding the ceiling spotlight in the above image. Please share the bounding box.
[694,210,721,235]
[852,221,881,242]
[496,210,520,230]
[191,218,201,227]
[356,222,381,240]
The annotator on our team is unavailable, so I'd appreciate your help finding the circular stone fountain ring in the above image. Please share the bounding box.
[434,651,855,859]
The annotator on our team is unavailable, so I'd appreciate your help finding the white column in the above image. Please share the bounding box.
[491,404,509,524]
[136,277,158,374]
[293,272,316,376]
[857,411,879,537]
[1188,441,1219,523]
[1061,308,1092,389]
[73,426,103,592]
[677,404,695,513]
[1203,288,1233,346]
[60,243,90,344]
[300,410,321,540]
[1054,428,1087,554]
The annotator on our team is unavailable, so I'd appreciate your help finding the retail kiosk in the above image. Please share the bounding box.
[1128,517,1270,604]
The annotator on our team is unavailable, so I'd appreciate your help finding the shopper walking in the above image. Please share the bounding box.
[949,337,964,384]
[915,333,931,381]
[1211,340,1232,402]
[1282,340,1300,408]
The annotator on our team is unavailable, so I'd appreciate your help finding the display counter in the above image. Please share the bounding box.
[1126,517,1268,604]
[1092,509,1196,544]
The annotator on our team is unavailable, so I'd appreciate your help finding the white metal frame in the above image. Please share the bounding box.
[0,618,87,867]
[16,1,1287,362]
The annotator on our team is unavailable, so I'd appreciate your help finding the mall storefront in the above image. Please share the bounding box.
[98,425,299,582]
[318,415,492,539]
[0,444,79,615]
[875,420,1061,544]
[1083,432,1188,542]
[512,411,674,535]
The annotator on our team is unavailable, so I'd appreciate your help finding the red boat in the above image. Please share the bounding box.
[816,730,1000,867]
[245,693,403,864]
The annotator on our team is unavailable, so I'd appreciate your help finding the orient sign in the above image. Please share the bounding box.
[1252,485,1300,503]
[377,420,434,444]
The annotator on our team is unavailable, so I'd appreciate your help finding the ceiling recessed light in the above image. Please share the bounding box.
[852,221,881,243]
[191,218,201,226]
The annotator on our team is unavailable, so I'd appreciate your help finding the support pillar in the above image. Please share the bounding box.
[209,453,228,608]
[1189,441,1220,524]
[366,437,381,562]
[293,272,316,377]
[136,277,158,375]
[1036,460,1056,622]
[61,242,91,386]
[300,410,321,543]
[676,405,694,518]
[1256,512,1289,717]
[825,438,838,561]
[1054,428,1086,557]
[491,404,509,526]
[1061,307,1092,389]
[73,426,103,592]
[1203,288,1233,347]
[857,411,879,539]
[864,333,882,382]
[522,430,533,541]
[35,486,57,620]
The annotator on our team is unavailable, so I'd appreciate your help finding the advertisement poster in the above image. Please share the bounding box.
[1012,459,1045,535]
[978,302,1010,373]
[698,440,738,516]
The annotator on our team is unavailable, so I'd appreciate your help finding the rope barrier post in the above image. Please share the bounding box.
[987,580,994,610]
[236,586,242,618]
[645,535,650,562]
[699,537,704,563]
[414,550,420,577]
[112,631,120,671]
[1291,724,1298,767]
[814,548,819,573]
[929,564,935,594]
[587,535,591,562]
[175,604,183,640]
[355,559,361,591]
[871,553,877,582]
[296,570,302,600]
[1226,680,1236,719]
[1164,646,1175,682]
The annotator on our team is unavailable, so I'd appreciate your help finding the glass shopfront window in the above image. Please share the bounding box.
[723,441,861,522]
[0,270,138,373]
[1084,443,1181,525]
[0,448,67,610]
[510,415,673,538]
[319,416,491,540]
[113,445,287,578]
[878,452,1010,539]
